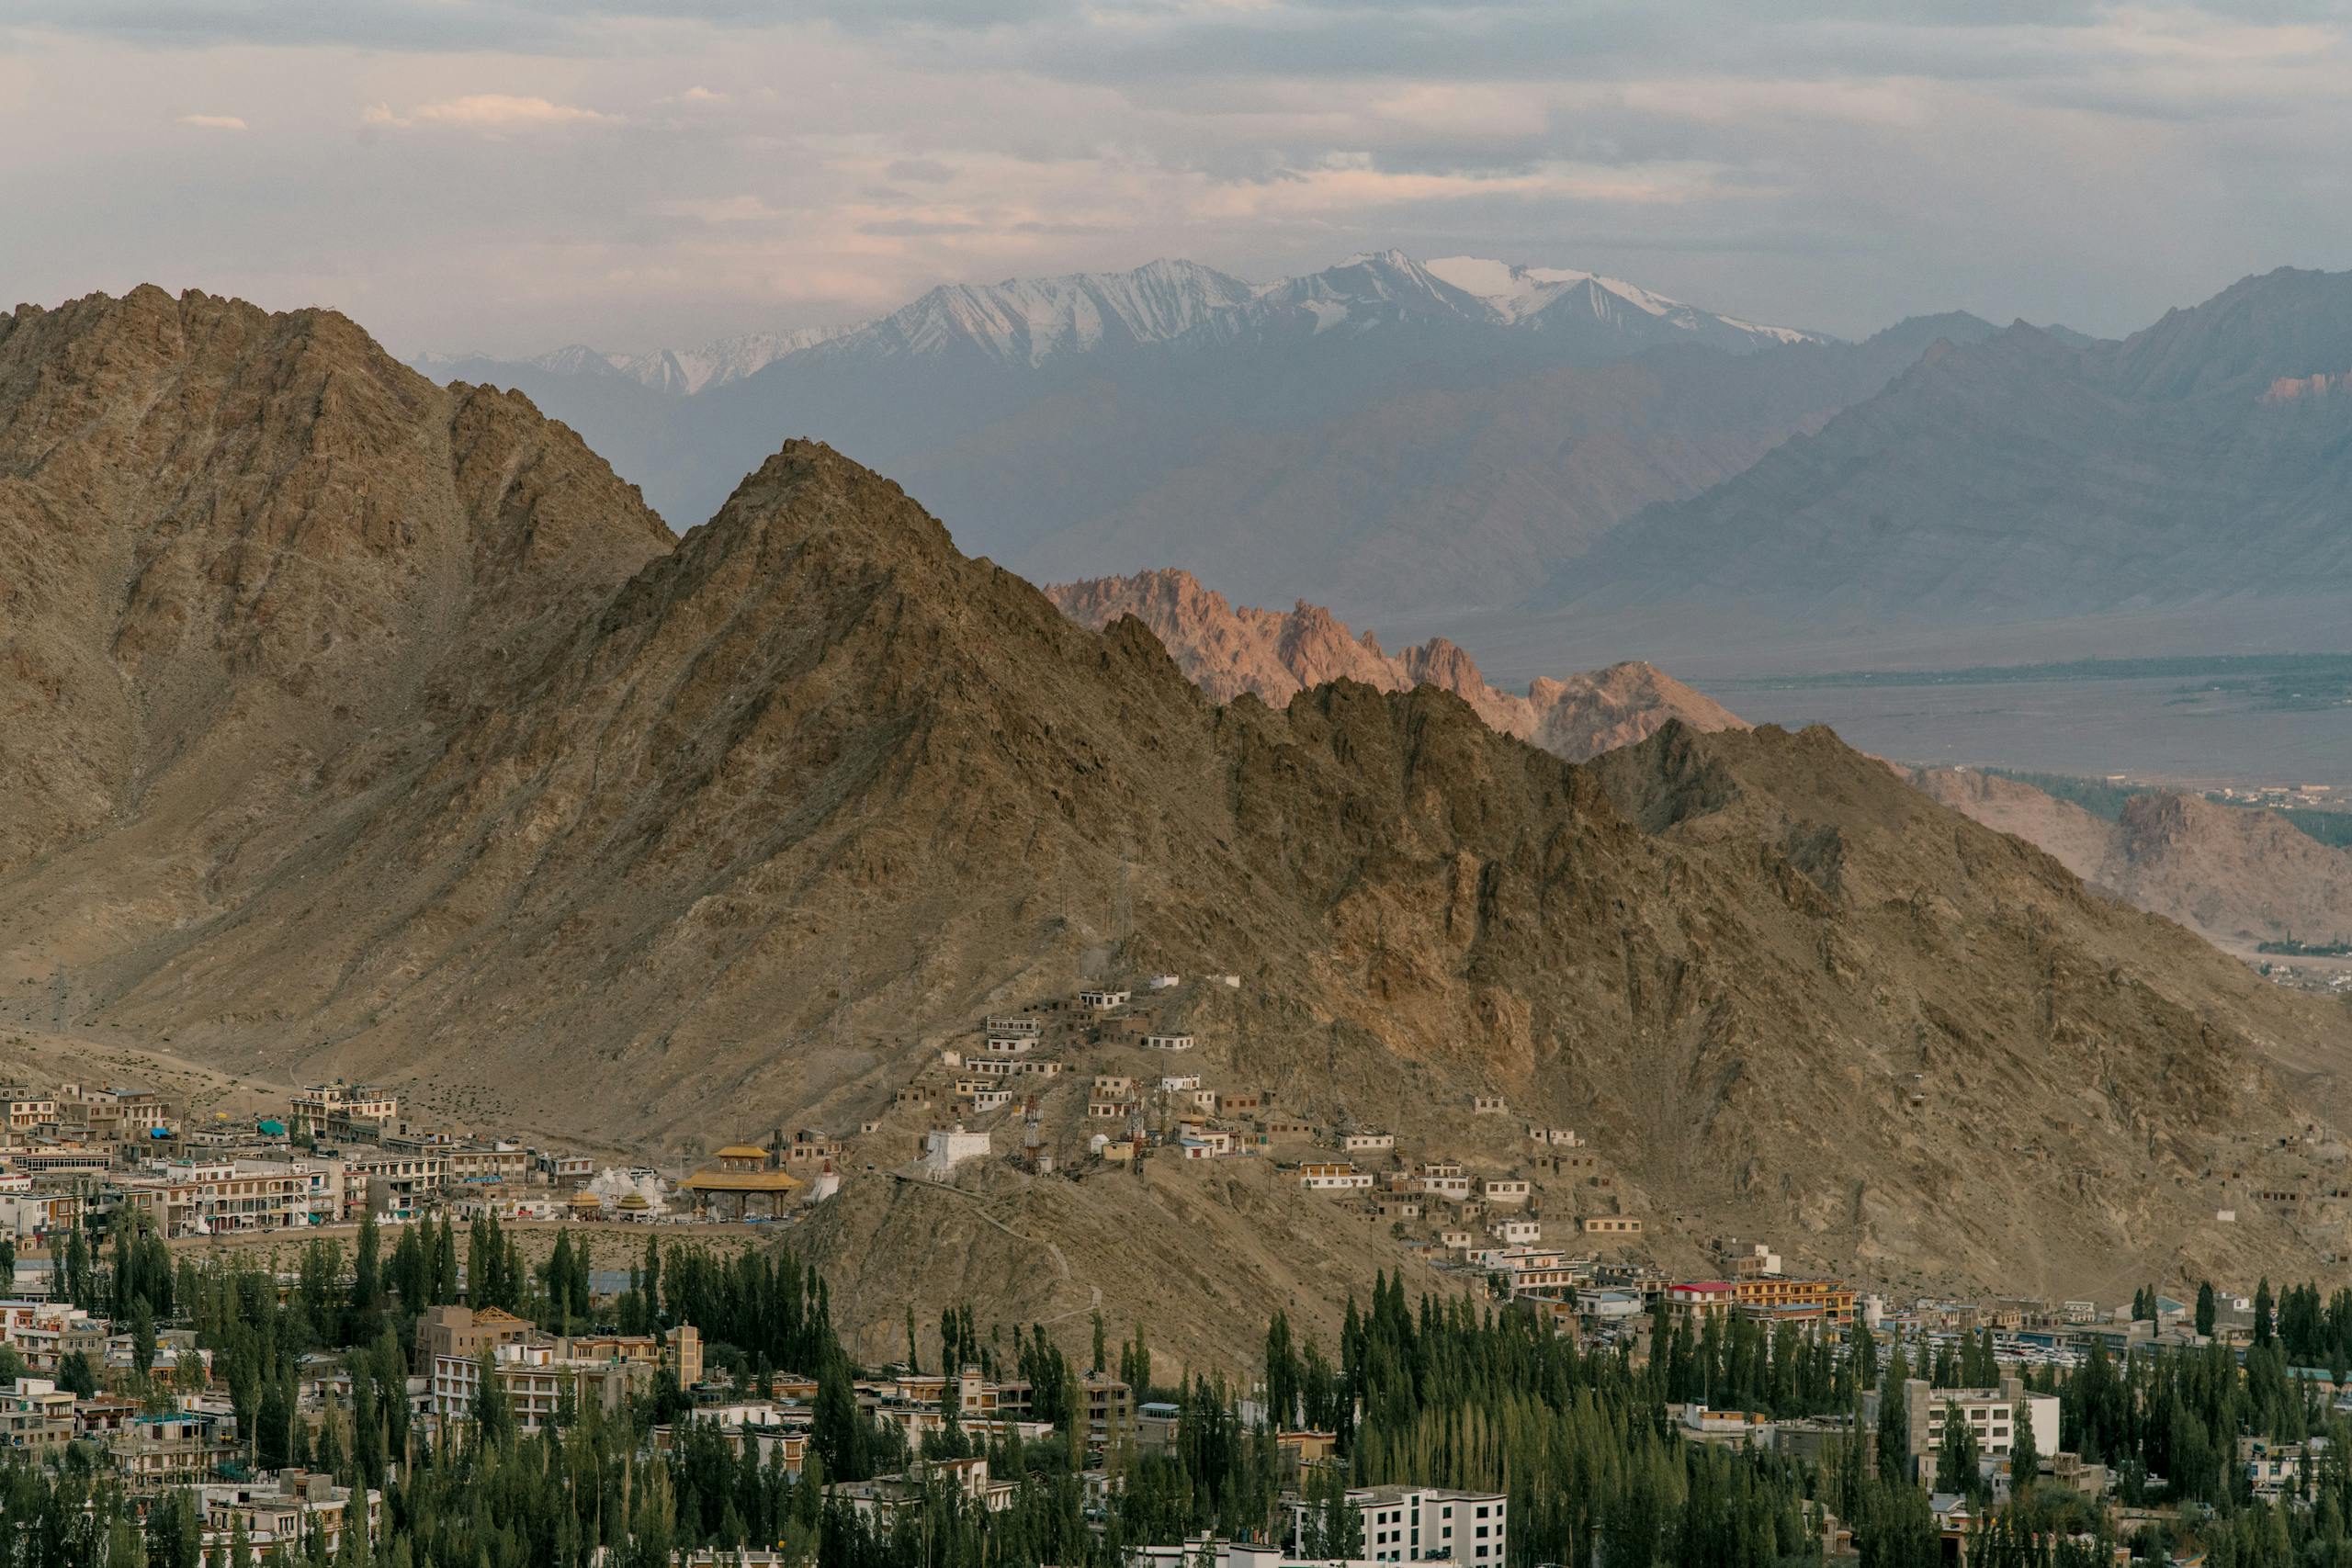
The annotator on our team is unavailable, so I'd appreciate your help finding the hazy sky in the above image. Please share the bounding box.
[4,1,2348,356]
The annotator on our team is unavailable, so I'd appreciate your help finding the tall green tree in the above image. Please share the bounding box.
[2007,1401,2040,1494]
[1876,1341,1913,1484]
[1936,1402,1981,1500]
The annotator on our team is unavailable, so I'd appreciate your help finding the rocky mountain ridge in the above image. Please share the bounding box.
[1046,568,1741,761]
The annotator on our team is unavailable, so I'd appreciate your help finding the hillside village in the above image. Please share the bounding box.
[4,982,2352,1568]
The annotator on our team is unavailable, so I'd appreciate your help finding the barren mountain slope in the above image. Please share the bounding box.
[1046,568,1739,761]
[0,286,673,968]
[6,298,2352,1361]
[1912,767,2352,953]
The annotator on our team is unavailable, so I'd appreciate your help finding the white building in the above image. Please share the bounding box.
[1298,1161,1373,1191]
[1285,1485,1509,1566]
[1142,1034,1194,1052]
[1868,1377,2061,1482]
[923,1126,991,1180]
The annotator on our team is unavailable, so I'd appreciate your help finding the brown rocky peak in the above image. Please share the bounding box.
[1042,568,1741,761]
[0,282,673,884]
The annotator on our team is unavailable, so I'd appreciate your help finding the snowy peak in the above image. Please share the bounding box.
[605,326,852,394]
[1264,250,1494,321]
[424,250,1820,389]
[823,257,1259,367]
[1424,254,1815,344]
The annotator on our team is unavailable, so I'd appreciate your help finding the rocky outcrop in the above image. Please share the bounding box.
[1046,568,1740,761]
[1909,766,2352,953]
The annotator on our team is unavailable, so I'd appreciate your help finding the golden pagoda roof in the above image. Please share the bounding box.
[714,1144,770,1159]
[684,1168,803,1192]
[568,1190,605,1208]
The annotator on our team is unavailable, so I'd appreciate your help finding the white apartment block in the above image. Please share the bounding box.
[1285,1485,1508,1566]
[1868,1377,2060,1481]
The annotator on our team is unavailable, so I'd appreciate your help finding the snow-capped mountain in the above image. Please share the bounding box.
[406,245,1896,622]
[800,257,1260,367]
[1424,255,1817,348]
[605,326,854,394]
[420,251,1816,391]
[414,325,853,395]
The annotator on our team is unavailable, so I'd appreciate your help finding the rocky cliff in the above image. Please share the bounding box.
[1911,767,2352,953]
[1046,568,1740,761]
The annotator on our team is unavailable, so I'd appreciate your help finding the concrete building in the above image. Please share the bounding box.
[1866,1377,2060,1482]
[288,1082,400,1141]
[922,1125,990,1181]
[1286,1484,1508,1565]
[198,1472,383,1568]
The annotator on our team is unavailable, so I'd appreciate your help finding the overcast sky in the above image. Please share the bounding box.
[4,1,2347,356]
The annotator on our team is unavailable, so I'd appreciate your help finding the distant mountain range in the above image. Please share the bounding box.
[1546,266,2352,627]
[415,324,854,397]
[415,255,2352,658]
[415,250,1989,619]
[424,251,1815,388]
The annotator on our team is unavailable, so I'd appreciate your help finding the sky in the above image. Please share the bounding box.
[3,1,2348,357]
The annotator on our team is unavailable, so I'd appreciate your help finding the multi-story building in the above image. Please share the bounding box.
[111,1410,239,1491]
[1080,1370,1135,1444]
[129,1159,311,1235]
[12,1313,108,1375]
[1732,1278,1857,1330]
[1298,1161,1372,1191]
[198,1471,383,1566]
[1419,1163,1470,1200]
[60,1086,171,1144]
[654,1402,810,1476]
[1664,1281,1738,1325]
[341,1151,447,1220]
[1287,1484,1509,1565]
[0,1189,84,1243]
[1865,1376,2060,1482]
[0,1377,78,1454]
[0,1093,58,1133]
[414,1304,535,1371]
[288,1083,401,1141]
[431,1334,677,1432]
